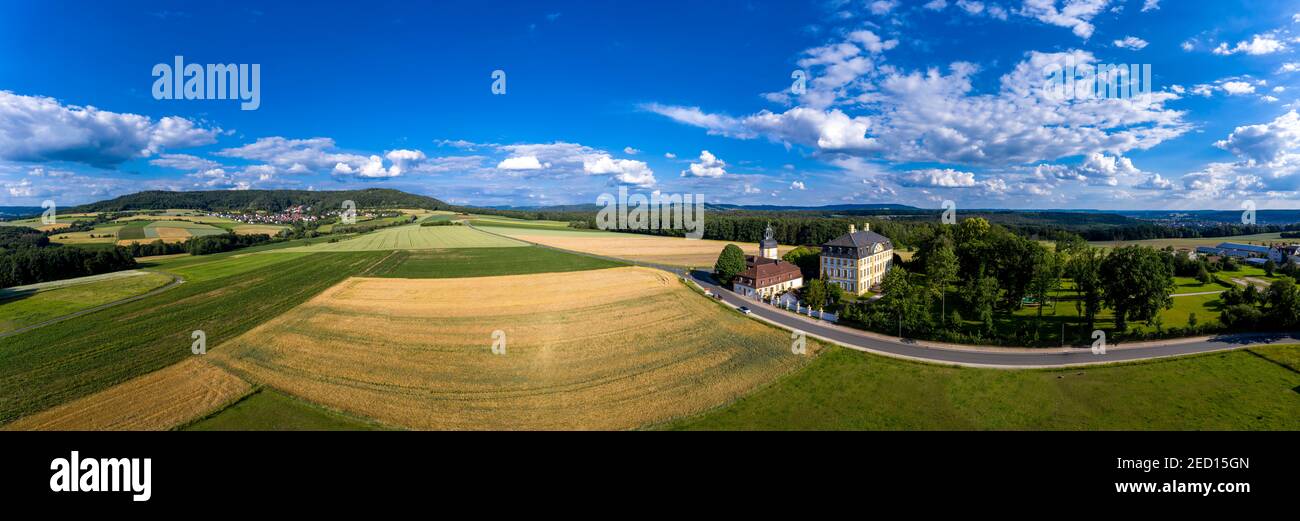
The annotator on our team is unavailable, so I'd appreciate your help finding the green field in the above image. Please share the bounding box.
[666,345,1300,430]
[184,389,384,431]
[0,272,174,334]
[0,251,386,425]
[466,215,578,230]
[280,224,525,252]
[158,252,312,283]
[0,215,95,227]
[142,220,226,237]
[134,234,342,273]
[1089,232,1286,249]
[363,246,625,278]
[116,220,149,240]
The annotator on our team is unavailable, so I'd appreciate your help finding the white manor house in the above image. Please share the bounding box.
[820,223,894,296]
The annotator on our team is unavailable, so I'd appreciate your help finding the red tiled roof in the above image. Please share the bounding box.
[736,260,802,288]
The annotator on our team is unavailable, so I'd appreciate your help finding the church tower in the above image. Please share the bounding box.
[760,224,779,260]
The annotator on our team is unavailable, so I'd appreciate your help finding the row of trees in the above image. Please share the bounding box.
[838,218,1180,344]
[0,246,136,288]
[123,232,276,257]
[585,213,929,251]
[186,233,275,255]
[71,188,447,213]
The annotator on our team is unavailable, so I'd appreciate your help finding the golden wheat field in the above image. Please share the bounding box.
[3,358,251,431]
[208,267,812,430]
[476,226,793,267]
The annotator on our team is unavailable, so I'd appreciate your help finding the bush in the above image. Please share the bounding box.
[1220,304,1262,329]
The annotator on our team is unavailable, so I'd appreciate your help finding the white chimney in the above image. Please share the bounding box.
[863,222,870,232]
[849,224,856,234]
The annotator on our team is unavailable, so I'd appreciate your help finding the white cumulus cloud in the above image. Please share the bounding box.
[681,150,728,178]
[0,91,218,168]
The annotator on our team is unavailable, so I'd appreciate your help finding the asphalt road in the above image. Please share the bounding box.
[471,223,1300,368]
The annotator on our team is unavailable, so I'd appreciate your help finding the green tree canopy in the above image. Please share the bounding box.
[714,244,747,287]
[1100,246,1175,332]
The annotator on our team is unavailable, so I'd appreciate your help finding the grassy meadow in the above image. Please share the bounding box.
[666,345,1300,430]
[364,246,624,278]
[0,271,174,334]
[184,389,383,431]
[1088,232,1287,250]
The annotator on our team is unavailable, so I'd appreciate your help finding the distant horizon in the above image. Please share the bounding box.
[6,186,1300,215]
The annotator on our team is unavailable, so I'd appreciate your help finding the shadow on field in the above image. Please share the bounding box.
[1211,332,1300,346]
[0,288,37,304]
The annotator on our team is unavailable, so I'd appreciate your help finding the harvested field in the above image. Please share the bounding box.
[233,224,286,235]
[210,267,811,430]
[3,358,251,431]
[0,251,386,424]
[279,224,525,252]
[50,229,118,245]
[36,223,73,232]
[116,237,188,246]
[475,225,793,267]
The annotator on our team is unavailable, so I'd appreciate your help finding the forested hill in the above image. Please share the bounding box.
[70,189,448,212]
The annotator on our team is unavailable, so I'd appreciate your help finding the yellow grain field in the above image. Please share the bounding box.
[476,226,793,267]
[233,224,286,235]
[116,237,188,246]
[3,358,252,431]
[209,267,812,430]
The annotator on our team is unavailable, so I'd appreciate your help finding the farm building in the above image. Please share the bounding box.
[820,223,893,295]
[1218,242,1271,258]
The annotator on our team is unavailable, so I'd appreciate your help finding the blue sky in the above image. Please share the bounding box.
[2,0,1300,210]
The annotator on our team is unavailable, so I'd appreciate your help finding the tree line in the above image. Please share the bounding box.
[783,218,1191,346]
[0,227,137,288]
[123,232,277,257]
[70,188,447,213]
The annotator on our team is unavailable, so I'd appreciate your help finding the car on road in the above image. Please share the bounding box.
[738,306,752,315]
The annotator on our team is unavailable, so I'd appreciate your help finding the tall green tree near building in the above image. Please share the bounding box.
[713,244,747,287]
